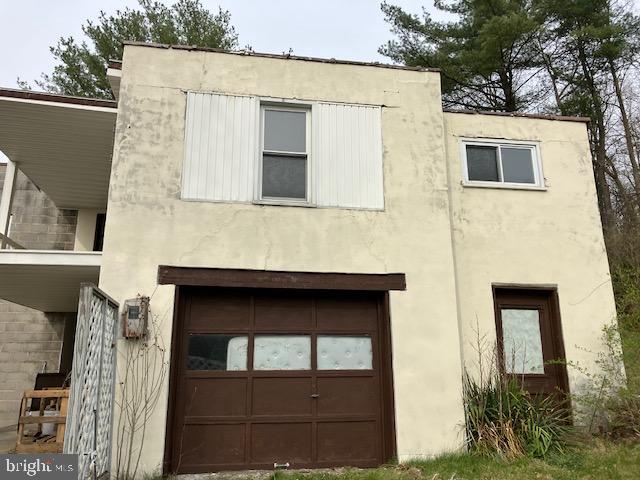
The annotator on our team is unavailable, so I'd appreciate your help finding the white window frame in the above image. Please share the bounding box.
[460,138,545,190]
[255,103,314,206]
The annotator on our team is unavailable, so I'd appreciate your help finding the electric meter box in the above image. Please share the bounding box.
[122,296,149,338]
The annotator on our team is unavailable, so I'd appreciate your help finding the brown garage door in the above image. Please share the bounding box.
[165,287,395,473]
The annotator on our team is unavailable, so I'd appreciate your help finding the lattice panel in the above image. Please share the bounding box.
[64,285,119,480]
[95,302,118,474]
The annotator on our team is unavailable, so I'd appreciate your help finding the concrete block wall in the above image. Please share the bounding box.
[0,302,65,428]
[0,163,77,444]
[5,168,77,250]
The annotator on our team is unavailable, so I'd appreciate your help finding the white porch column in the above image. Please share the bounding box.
[0,158,17,248]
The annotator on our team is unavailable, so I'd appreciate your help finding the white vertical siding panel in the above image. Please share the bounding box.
[182,93,196,197]
[196,93,209,199]
[341,106,349,204]
[229,98,240,200]
[351,106,360,207]
[212,95,226,198]
[233,97,244,202]
[372,107,384,208]
[311,105,319,205]
[189,93,203,198]
[314,103,384,209]
[245,97,258,201]
[203,93,216,200]
[182,92,257,202]
[222,97,234,199]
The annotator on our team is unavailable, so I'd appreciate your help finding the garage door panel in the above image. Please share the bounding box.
[316,295,378,331]
[252,377,313,416]
[251,422,313,463]
[254,294,313,330]
[184,378,247,417]
[170,288,392,473]
[317,377,378,416]
[179,424,245,466]
[317,421,379,462]
[189,293,251,330]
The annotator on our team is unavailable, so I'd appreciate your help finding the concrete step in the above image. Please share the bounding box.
[0,322,62,334]
[0,302,38,314]
[0,399,21,412]
[0,390,23,402]
[1,332,61,342]
[0,361,49,374]
[0,371,37,382]
[0,382,36,398]
[0,341,61,352]
[0,351,60,363]
[0,412,18,424]
[0,312,48,322]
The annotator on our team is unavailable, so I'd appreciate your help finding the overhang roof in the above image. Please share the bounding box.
[0,88,117,209]
[0,250,101,311]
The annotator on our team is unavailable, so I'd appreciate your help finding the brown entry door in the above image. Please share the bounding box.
[167,288,394,474]
[494,288,569,397]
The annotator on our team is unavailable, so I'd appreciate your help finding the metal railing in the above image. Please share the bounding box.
[0,232,25,249]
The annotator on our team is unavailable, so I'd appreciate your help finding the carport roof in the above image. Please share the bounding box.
[0,88,117,209]
[0,250,101,311]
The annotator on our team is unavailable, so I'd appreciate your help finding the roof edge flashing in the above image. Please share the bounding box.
[443,108,590,124]
[0,88,117,110]
[122,41,440,73]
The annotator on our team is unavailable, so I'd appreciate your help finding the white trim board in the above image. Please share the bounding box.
[0,249,102,267]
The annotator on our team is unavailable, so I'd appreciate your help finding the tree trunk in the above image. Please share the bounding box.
[577,41,616,232]
[499,69,518,112]
[609,58,640,211]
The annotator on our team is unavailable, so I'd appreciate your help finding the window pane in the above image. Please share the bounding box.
[317,336,373,370]
[187,334,248,371]
[501,309,544,374]
[262,155,307,199]
[501,147,535,184]
[466,145,499,181]
[264,109,306,152]
[254,335,311,370]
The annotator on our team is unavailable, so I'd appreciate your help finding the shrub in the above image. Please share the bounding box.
[611,265,640,393]
[565,323,640,439]
[462,370,571,458]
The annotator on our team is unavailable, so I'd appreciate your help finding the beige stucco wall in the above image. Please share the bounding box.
[100,45,466,473]
[443,112,617,390]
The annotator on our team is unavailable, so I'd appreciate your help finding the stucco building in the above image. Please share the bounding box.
[0,42,617,476]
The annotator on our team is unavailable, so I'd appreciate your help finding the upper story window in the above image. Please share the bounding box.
[461,140,544,189]
[260,106,310,202]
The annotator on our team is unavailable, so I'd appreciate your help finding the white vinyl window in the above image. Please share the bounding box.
[258,105,311,203]
[461,140,544,189]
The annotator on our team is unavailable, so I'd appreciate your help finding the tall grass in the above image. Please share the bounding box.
[463,371,571,458]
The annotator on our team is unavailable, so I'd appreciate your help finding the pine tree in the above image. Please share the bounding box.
[19,0,239,99]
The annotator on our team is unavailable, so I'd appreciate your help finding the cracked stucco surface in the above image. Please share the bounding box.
[98,45,616,474]
[443,112,617,392]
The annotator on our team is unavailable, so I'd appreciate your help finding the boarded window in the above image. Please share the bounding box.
[182,92,384,209]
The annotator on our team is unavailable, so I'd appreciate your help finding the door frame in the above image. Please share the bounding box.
[161,271,400,474]
[491,285,570,396]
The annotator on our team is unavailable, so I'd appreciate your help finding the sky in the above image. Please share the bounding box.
[0,0,447,89]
